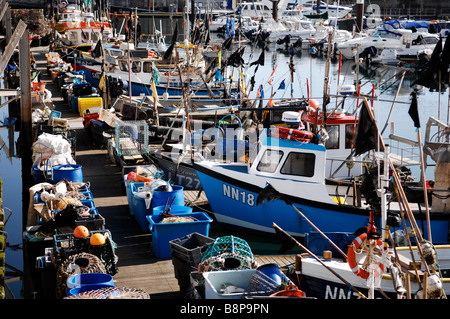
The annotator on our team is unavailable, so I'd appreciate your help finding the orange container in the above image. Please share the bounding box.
[135,174,152,182]
[32,82,46,91]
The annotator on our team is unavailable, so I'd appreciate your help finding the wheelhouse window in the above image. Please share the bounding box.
[119,61,128,72]
[325,125,339,149]
[131,61,141,73]
[257,149,283,173]
[143,62,152,73]
[280,152,315,177]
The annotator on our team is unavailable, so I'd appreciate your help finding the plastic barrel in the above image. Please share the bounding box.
[256,263,292,286]
[53,164,83,183]
[150,185,184,211]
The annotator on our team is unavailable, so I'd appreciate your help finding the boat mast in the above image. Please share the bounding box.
[322,31,333,130]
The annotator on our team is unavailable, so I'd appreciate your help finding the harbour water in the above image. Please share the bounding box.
[0,22,449,299]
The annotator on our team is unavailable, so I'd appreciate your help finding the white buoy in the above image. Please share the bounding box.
[41,191,50,202]
[427,274,443,299]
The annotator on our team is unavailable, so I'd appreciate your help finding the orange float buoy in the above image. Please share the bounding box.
[90,233,106,246]
[74,226,90,238]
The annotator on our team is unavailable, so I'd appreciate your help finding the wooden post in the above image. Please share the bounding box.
[356,0,364,33]
[19,27,32,229]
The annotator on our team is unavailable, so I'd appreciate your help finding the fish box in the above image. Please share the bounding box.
[78,96,103,116]
[170,232,214,292]
[169,232,214,266]
[75,213,105,231]
[147,212,213,259]
[203,269,256,299]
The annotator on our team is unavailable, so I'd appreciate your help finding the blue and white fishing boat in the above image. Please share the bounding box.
[193,108,450,243]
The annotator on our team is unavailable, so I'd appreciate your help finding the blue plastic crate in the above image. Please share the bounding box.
[147,212,213,259]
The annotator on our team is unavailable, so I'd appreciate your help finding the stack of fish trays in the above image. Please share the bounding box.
[169,233,214,293]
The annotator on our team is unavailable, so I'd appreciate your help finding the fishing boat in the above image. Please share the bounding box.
[54,5,113,46]
[296,236,450,299]
[192,98,450,243]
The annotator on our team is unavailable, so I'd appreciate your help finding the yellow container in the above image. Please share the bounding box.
[78,97,103,116]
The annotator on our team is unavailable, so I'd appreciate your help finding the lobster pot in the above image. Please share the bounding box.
[115,121,149,156]
[53,164,83,183]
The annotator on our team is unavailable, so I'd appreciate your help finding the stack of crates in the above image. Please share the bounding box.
[169,233,214,293]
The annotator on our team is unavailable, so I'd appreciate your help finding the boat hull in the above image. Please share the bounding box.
[194,162,450,242]
[194,163,372,237]
[150,152,202,190]
[73,62,233,97]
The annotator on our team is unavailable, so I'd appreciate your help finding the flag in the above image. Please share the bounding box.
[354,102,378,156]
[222,36,233,50]
[408,91,420,128]
[240,71,245,94]
[250,50,265,67]
[278,79,286,90]
[411,37,442,87]
[215,70,223,81]
[440,34,450,75]
[151,80,158,102]
[257,183,291,205]
[92,39,102,58]
[225,47,245,67]
[98,72,105,90]
[163,23,178,60]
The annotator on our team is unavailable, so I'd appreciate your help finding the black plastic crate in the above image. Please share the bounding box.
[52,229,118,275]
[172,255,198,293]
[75,214,105,231]
[73,83,93,96]
[169,232,214,267]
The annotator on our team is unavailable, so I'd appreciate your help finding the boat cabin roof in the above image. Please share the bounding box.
[248,128,326,183]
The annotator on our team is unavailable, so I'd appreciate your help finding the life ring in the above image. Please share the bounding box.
[307,99,319,114]
[273,127,313,142]
[347,233,385,280]
[148,50,156,58]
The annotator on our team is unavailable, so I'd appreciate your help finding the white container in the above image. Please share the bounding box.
[203,269,256,299]
[281,111,302,125]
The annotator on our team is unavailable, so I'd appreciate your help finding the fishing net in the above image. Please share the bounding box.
[244,270,282,297]
[200,236,254,262]
[198,236,257,272]
[64,287,150,299]
[56,252,107,299]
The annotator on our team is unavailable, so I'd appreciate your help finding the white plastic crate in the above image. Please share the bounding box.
[203,269,256,299]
